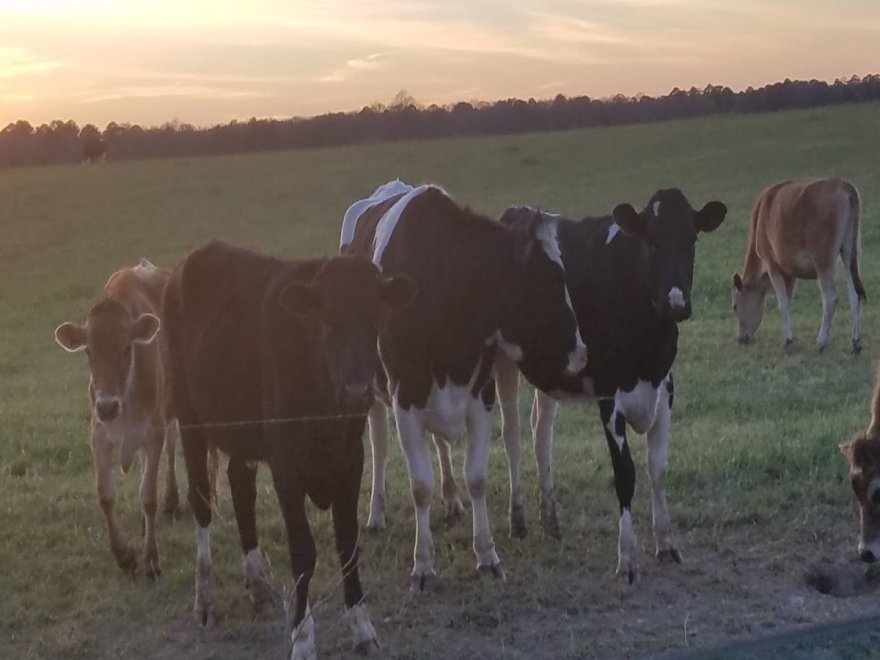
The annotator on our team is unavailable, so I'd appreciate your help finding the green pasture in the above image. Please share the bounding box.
[2,102,880,659]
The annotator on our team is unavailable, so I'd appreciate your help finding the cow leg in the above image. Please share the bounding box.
[816,268,839,351]
[466,400,504,579]
[333,430,379,654]
[92,431,136,574]
[270,471,316,660]
[433,434,464,525]
[533,389,561,539]
[766,267,795,346]
[228,458,275,613]
[844,259,862,353]
[140,433,163,579]
[366,401,389,531]
[495,354,526,538]
[181,428,215,626]
[395,405,436,591]
[599,399,639,584]
[162,420,180,516]
[646,376,682,564]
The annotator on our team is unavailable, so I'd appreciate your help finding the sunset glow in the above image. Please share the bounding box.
[1,0,878,127]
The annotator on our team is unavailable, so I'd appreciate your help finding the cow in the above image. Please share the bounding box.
[162,240,415,659]
[495,189,727,583]
[841,366,880,564]
[342,182,587,591]
[54,259,179,578]
[732,177,865,351]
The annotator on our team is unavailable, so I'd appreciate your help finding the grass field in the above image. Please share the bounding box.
[2,102,880,659]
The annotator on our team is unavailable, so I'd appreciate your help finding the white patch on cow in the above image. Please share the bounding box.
[290,602,316,660]
[495,330,523,362]
[653,201,662,216]
[345,603,379,650]
[419,367,482,440]
[340,179,413,248]
[533,218,564,268]
[605,409,626,450]
[196,523,212,564]
[615,379,661,434]
[617,507,638,577]
[567,341,587,375]
[243,547,266,584]
[606,223,621,245]
[668,287,686,309]
[372,184,447,265]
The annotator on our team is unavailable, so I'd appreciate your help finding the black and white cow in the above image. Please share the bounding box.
[162,240,415,659]
[495,189,727,583]
[342,182,586,590]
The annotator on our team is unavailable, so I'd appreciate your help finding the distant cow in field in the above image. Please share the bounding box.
[495,189,727,583]
[732,177,865,351]
[342,182,586,591]
[162,240,414,658]
[841,367,880,563]
[54,259,179,578]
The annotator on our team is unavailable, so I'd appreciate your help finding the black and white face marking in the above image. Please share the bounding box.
[612,189,727,323]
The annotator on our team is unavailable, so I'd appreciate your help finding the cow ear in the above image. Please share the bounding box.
[695,201,727,233]
[612,204,647,238]
[131,313,160,344]
[280,283,324,315]
[733,273,743,291]
[379,275,417,309]
[55,322,87,353]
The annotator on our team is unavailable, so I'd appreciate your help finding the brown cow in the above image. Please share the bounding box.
[54,259,178,577]
[841,366,880,563]
[732,177,865,351]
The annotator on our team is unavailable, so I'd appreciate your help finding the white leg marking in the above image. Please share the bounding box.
[346,602,380,652]
[646,380,678,559]
[533,389,560,537]
[194,523,214,624]
[496,354,526,537]
[394,402,436,587]
[367,401,389,530]
[668,287,686,310]
[290,602,317,660]
[243,546,276,610]
[373,184,447,265]
[767,269,794,345]
[466,399,503,577]
[617,508,638,581]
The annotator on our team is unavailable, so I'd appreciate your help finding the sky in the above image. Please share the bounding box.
[0,0,878,129]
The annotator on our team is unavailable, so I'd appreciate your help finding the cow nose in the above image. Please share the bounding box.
[95,398,120,421]
[860,549,876,564]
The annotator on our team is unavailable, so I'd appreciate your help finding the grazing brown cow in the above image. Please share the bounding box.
[54,259,178,577]
[732,177,865,351]
[841,367,880,563]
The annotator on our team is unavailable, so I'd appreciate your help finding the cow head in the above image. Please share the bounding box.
[497,209,587,390]
[55,299,160,423]
[841,433,880,562]
[731,273,768,344]
[280,255,416,412]
[613,189,727,322]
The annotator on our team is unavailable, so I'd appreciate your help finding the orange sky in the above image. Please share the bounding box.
[1,0,878,128]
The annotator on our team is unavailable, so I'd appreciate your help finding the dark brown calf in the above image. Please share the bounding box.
[55,259,178,577]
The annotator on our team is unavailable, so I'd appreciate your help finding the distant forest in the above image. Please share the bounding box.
[1,74,879,170]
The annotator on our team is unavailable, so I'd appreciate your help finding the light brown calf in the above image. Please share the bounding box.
[55,259,178,577]
[732,177,865,351]
[841,366,880,564]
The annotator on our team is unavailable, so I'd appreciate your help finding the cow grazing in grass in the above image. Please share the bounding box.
[54,259,179,578]
[841,367,880,564]
[495,190,727,583]
[162,240,414,659]
[343,182,586,591]
[732,177,865,351]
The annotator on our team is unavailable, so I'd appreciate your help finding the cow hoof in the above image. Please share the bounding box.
[541,511,561,540]
[657,547,683,564]
[248,576,278,614]
[194,602,216,628]
[144,552,162,580]
[616,559,640,585]
[114,545,138,576]
[365,517,385,533]
[410,571,437,593]
[509,503,527,539]
[853,338,862,354]
[817,340,828,353]
[477,562,506,581]
[354,637,381,655]
[784,337,794,347]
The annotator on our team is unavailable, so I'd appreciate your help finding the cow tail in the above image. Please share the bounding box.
[847,184,867,303]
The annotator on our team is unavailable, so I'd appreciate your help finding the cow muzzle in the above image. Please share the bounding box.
[95,397,122,422]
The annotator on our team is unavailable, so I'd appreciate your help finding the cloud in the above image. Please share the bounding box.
[0,46,62,79]
[320,51,389,83]
[76,85,267,104]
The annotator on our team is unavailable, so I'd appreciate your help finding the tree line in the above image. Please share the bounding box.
[1,75,878,170]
